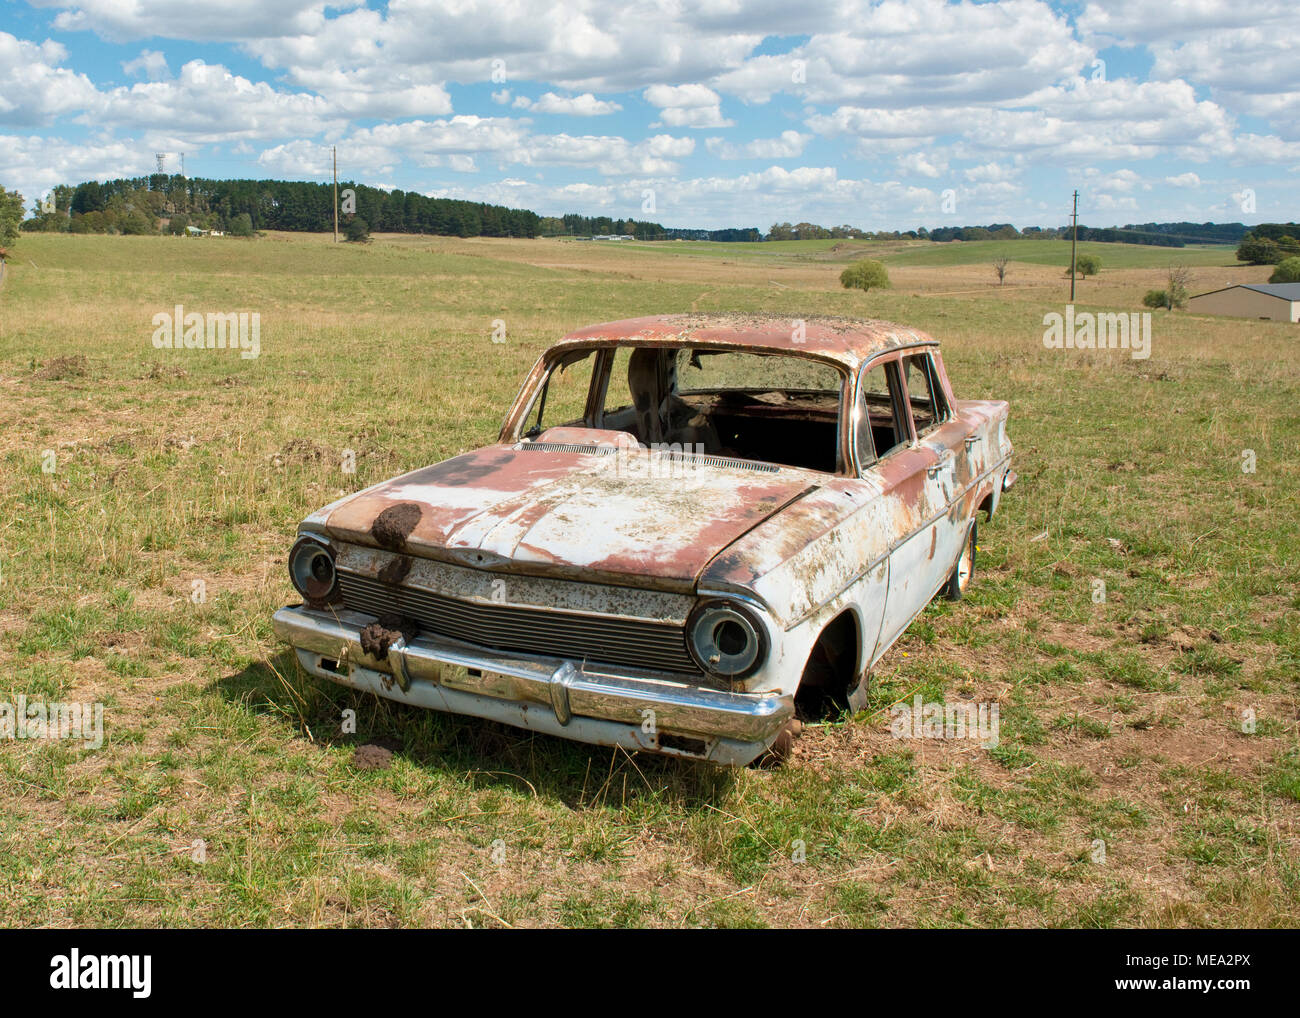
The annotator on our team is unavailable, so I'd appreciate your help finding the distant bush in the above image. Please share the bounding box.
[229,213,254,237]
[121,210,155,235]
[1072,253,1101,276]
[839,258,890,292]
[1143,266,1193,310]
[1268,257,1300,283]
[344,216,370,243]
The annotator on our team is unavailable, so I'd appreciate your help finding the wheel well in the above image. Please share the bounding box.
[794,610,860,720]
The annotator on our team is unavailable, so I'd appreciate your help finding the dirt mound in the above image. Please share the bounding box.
[142,363,189,381]
[34,355,89,380]
[270,437,338,468]
[352,736,403,771]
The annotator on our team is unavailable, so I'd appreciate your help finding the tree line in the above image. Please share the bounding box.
[1234,224,1300,265]
[13,172,1270,251]
[22,175,544,239]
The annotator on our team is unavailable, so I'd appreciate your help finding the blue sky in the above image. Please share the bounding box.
[2,0,1297,230]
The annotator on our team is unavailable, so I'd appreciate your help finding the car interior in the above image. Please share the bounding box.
[522,344,951,475]
[524,345,848,473]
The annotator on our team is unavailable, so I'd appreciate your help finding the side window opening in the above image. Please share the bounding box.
[900,352,949,436]
[855,359,910,468]
[524,349,598,436]
[597,347,636,429]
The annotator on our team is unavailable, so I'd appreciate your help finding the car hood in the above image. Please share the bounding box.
[321,444,818,589]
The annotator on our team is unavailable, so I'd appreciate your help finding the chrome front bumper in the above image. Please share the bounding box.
[272,605,792,765]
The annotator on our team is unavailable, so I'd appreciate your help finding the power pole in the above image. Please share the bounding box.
[332,146,338,243]
[1069,189,1079,302]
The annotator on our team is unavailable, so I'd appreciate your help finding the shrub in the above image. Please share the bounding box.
[1268,257,1300,283]
[344,216,370,243]
[1072,253,1101,276]
[1236,236,1280,265]
[839,258,890,291]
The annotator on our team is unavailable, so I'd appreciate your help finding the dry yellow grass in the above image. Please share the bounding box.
[0,231,1295,927]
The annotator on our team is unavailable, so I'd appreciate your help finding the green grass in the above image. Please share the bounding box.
[875,238,1237,269]
[0,230,1295,928]
[619,235,1238,269]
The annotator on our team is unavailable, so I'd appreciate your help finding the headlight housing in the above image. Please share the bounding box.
[289,535,339,605]
[687,600,767,679]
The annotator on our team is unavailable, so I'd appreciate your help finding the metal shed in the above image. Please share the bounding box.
[1187,282,1300,322]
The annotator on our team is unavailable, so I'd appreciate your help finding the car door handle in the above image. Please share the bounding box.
[964,435,979,450]
[926,450,955,477]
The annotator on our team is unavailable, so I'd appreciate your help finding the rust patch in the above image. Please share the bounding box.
[371,502,422,551]
[359,614,420,660]
[377,554,413,585]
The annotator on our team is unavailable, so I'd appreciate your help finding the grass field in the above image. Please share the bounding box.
[0,231,1296,928]
[612,236,1239,270]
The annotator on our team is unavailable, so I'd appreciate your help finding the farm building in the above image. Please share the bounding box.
[1187,282,1300,322]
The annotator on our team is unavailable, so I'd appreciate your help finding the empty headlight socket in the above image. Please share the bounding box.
[686,599,768,680]
[289,535,342,609]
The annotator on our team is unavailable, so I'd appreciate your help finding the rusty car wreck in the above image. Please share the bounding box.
[273,313,1016,765]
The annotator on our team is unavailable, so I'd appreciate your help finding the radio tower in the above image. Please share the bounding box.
[156,153,167,174]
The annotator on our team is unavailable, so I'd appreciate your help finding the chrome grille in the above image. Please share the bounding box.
[337,571,698,675]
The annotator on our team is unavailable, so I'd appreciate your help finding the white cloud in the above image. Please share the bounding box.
[715,0,1090,107]
[644,83,733,128]
[810,78,1238,166]
[0,33,100,125]
[705,130,807,159]
[897,151,945,179]
[278,65,454,118]
[34,0,354,43]
[346,116,533,168]
[506,132,695,175]
[121,49,170,81]
[238,2,760,93]
[963,161,1020,183]
[92,59,343,143]
[0,133,153,209]
[514,92,622,115]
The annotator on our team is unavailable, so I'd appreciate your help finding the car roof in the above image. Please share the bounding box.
[549,313,938,369]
